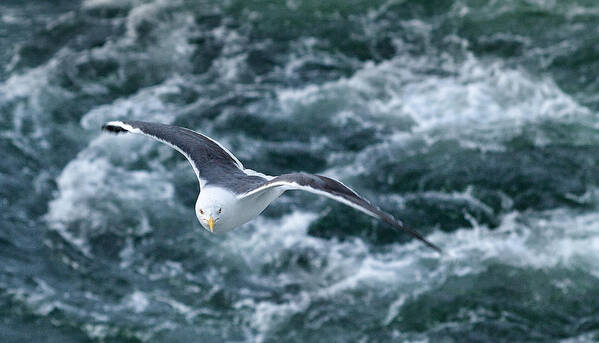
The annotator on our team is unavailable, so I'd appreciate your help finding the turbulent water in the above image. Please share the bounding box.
[2,0,599,341]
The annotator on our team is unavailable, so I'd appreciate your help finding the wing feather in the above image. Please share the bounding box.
[240,173,441,253]
[102,120,249,190]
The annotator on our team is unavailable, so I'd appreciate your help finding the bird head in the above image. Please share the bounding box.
[196,206,222,233]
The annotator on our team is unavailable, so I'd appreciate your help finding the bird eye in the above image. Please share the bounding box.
[218,208,222,214]
[199,209,204,214]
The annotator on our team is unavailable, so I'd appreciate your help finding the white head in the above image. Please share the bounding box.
[196,203,222,232]
[195,186,234,233]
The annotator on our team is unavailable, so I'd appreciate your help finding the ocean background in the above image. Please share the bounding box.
[1,0,599,342]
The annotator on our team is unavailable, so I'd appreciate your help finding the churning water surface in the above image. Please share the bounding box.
[1,0,599,342]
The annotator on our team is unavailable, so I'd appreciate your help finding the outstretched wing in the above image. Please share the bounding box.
[239,172,441,253]
[102,120,250,189]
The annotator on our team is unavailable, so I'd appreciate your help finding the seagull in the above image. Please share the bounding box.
[102,120,441,253]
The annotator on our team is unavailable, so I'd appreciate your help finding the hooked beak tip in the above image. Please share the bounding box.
[208,216,215,232]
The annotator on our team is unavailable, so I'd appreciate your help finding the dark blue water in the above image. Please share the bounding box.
[2,0,599,342]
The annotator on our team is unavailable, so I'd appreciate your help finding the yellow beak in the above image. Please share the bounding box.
[208,216,215,232]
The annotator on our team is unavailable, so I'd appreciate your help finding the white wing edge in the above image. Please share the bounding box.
[103,120,207,189]
[243,168,275,180]
[238,180,383,220]
[238,179,442,253]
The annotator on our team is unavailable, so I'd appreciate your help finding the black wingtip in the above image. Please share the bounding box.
[404,225,443,254]
[102,123,127,134]
[423,238,443,254]
[384,218,442,254]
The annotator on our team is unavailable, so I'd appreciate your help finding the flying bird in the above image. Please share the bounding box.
[102,121,441,253]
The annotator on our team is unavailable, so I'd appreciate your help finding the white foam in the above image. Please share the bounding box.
[404,186,495,215]
[560,331,599,343]
[80,76,186,129]
[0,8,21,25]
[124,290,150,313]
[124,0,173,41]
[227,204,599,339]
[7,278,63,317]
[0,56,57,103]
[208,25,250,82]
[45,152,176,255]
[273,53,593,152]
[82,0,136,9]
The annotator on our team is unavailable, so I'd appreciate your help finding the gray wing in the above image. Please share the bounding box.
[102,120,266,191]
[239,172,442,253]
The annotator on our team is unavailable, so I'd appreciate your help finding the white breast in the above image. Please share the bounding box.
[196,186,284,233]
